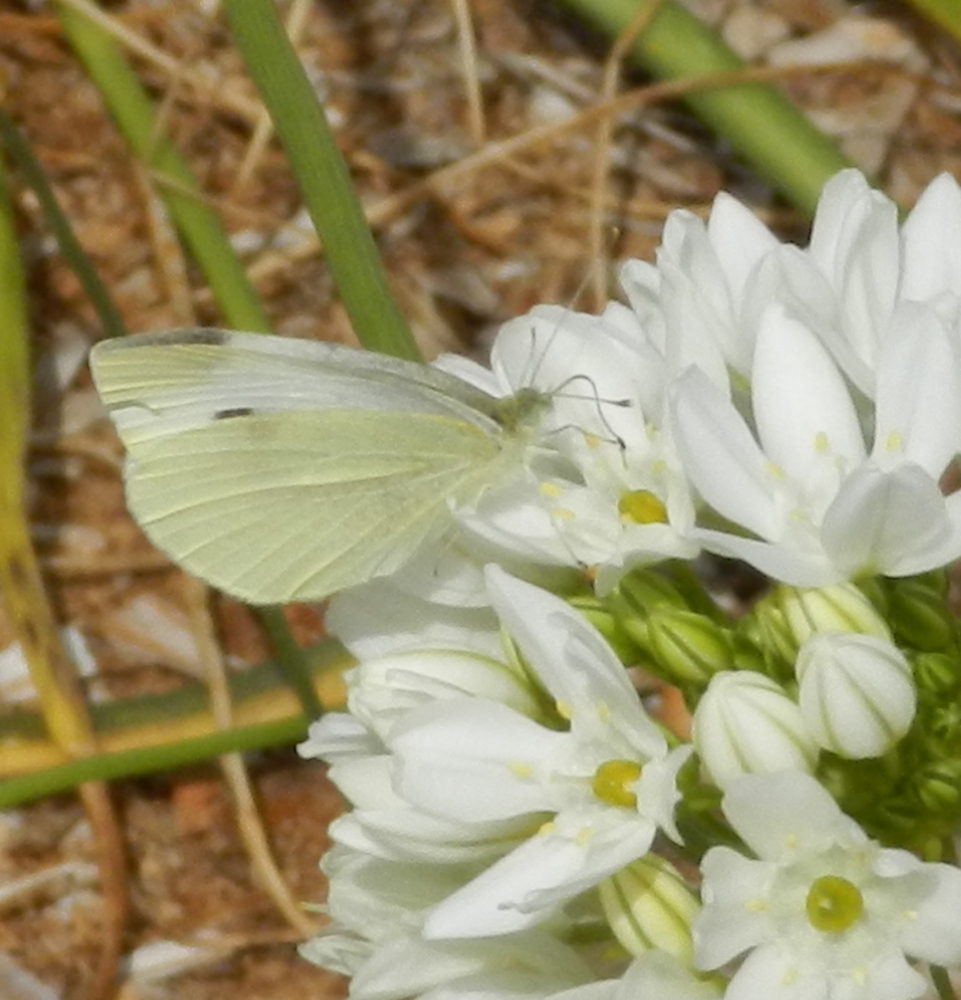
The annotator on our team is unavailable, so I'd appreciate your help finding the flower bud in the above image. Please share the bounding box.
[779,583,891,649]
[913,652,961,699]
[692,671,818,788]
[646,609,734,685]
[606,569,690,649]
[915,759,961,815]
[795,633,915,759]
[884,575,956,653]
[599,855,699,962]
[928,701,961,745]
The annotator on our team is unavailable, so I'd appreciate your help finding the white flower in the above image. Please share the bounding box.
[301,712,530,866]
[451,303,698,591]
[694,772,961,1000]
[390,566,691,938]
[777,168,902,393]
[302,846,595,1000]
[670,298,961,585]
[756,170,961,398]
[692,671,818,788]
[619,189,780,385]
[795,632,916,759]
[299,587,544,866]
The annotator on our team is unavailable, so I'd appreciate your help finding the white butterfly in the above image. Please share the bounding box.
[89,329,552,604]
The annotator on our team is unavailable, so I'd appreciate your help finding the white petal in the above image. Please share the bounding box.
[694,847,771,969]
[490,305,648,443]
[726,942,926,1000]
[721,772,865,859]
[485,568,662,752]
[809,170,876,266]
[328,579,500,659]
[835,191,900,370]
[391,699,570,821]
[751,305,865,484]
[873,303,961,477]
[616,953,724,1000]
[900,172,961,302]
[821,463,956,577]
[330,808,525,866]
[690,527,838,587]
[299,712,380,761]
[897,861,961,965]
[423,809,657,938]
[635,746,693,842]
[670,368,781,540]
[707,191,780,304]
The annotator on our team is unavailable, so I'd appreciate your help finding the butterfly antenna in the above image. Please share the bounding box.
[548,371,630,452]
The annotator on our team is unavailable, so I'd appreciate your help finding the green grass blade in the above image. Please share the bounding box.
[54,0,272,333]
[902,0,961,46]
[0,637,352,808]
[223,0,420,360]
[553,0,854,214]
[0,107,127,340]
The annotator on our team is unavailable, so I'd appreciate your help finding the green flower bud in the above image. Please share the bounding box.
[739,594,795,669]
[599,855,699,961]
[646,609,734,685]
[884,575,956,653]
[605,570,690,650]
[915,759,961,815]
[913,652,961,699]
[928,701,961,744]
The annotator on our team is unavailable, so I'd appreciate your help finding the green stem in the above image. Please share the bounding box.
[552,0,854,214]
[931,965,959,1000]
[0,718,306,808]
[0,637,352,808]
[223,0,419,360]
[902,0,961,46]
[0,107,127,340]
[258,606,323,720]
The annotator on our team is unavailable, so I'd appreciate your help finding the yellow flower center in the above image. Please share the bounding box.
[618,490,668,525]
[805,875,864,933]
[592,759,642,808]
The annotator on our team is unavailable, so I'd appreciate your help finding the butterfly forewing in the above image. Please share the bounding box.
[94,329,504,435]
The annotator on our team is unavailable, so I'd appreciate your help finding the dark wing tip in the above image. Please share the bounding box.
[92,328,237,357]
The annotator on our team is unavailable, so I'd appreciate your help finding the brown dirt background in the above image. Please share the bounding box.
[2,0,961,998]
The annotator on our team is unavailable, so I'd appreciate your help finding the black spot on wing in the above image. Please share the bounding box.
[213,406,256,420]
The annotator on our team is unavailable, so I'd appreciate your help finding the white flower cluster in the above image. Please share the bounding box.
[299,171,961,1000]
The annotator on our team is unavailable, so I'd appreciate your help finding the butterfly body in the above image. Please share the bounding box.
[90,329,548,603]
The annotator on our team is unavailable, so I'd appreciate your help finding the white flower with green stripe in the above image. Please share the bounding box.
[390,566,691,939]
[695,772,961,1000]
